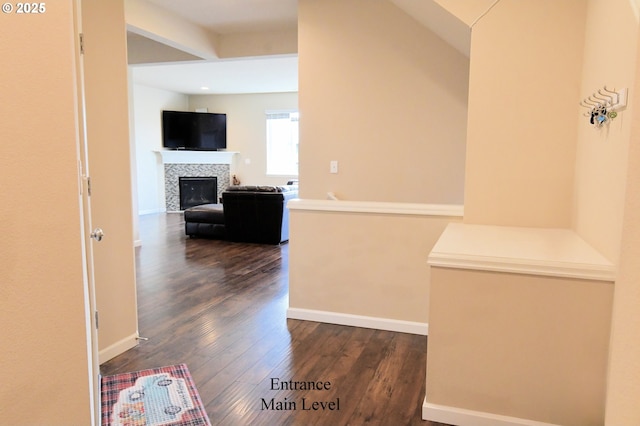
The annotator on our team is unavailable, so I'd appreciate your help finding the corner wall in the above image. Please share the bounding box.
[289,0,469,327]
[298,0,468,204]
[604,20,640,425]
[572,0,639,263]
[463,0,586,227]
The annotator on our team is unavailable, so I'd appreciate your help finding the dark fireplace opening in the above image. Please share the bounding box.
[179,177,218,210]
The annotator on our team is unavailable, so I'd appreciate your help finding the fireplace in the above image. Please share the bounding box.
[160,153,234,212]
[179,177,218,210]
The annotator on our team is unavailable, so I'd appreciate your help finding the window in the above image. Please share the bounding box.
[266,110,298,176]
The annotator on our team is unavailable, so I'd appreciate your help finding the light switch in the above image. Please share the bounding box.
[330,160,339,174]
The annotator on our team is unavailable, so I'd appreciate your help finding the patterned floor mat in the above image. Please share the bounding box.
[101,364,211,426]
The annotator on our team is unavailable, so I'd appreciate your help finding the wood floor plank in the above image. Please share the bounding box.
[100,212,449,425]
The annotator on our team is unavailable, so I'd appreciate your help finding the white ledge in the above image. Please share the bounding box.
[287,198,464,217]
[155,150,238,164]
[428,223,616,281]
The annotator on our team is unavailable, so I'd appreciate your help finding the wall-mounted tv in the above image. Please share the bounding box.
[162,110,227,151]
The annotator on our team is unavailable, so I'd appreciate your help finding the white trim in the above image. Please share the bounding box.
[428,252,616,281]
[98,333,138,364]
[265,108,298,116]
[155,150,238,165]
[138,208,166,215]
[428,223,616,282]
[287,198,464,217]
[422,397,561,426]
[286,308,428,335]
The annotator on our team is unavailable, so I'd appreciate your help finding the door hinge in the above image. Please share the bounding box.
[79,33,85,54]
[94,311,99,329]
[87,176,92,196]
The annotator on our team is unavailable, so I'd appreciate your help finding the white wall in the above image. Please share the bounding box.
[132,83,188,214]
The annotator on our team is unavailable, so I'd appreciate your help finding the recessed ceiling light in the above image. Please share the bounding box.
[200,86,209,90]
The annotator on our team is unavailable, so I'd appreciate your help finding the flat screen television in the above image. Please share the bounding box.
[162,110,227,151]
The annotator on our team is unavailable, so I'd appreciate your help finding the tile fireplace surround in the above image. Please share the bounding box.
[157,150,237,212]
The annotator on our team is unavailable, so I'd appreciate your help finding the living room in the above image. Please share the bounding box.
[128,0,469,334]
[131,83,299,217]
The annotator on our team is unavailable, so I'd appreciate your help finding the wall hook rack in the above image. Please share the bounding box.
[580,86,628,127]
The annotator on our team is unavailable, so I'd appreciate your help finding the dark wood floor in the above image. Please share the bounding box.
[100,213,447,425]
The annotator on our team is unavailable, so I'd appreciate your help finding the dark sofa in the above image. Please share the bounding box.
[184,203,226,239]
[184,184,298,244]
[222,185,298,244]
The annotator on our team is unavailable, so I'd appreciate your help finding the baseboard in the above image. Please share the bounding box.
[286,307,428,335]
[422,396,561,426]
[138,208,166,215]
[98,333,138,364]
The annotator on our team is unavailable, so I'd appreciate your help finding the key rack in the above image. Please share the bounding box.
[580,86,628,127]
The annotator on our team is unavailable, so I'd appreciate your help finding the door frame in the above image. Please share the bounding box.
[72,0,101,423]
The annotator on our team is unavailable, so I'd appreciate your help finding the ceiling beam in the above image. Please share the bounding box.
[125,0,220,60]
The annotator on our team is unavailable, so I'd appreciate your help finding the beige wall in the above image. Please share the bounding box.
[289,208,460,323]
[572,0,639,262]
[463,0,586,227]
[82,0,139,361]
[426,267,613,426]
[289,0,468,328]
[189,92,298,187]
[0,1,92,423]
[298,0,468,204]
[605,26,640,425]
[425,1,640,423]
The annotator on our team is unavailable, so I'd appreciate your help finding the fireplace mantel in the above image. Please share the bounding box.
[156,150,239,165]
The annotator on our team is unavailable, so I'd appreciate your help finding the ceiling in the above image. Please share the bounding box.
[132,56,299,95]
[128,0,299,95]
[144,0,298,34]
[127,0,472,96]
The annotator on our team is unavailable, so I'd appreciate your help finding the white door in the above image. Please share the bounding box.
[72,1,139,421]
[73,1,101,423]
